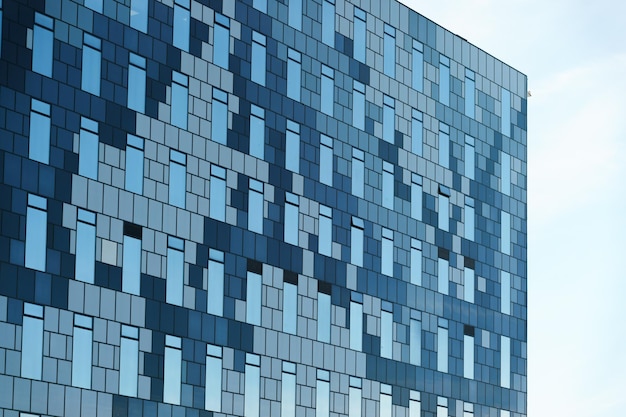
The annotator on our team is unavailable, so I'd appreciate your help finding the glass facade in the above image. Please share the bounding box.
[0,1,527,417]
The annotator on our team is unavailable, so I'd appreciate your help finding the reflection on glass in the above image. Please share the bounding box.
[348,380,361,417]
[502,152,511,195]
[171,72,188,129]
[281,363,296,417]
[72,315,93,389]
[288,0,302,30]
[353,81,365,130]
[380,310,392,359]
[321,0,334,47]
[410,239,422,286]
[501,272,511,315]
[205,345,222,411]
[79,118,99,180]
[25,194,47,272]
[318,205,332,256]
[82,34,101,96]
[353,8,366,63]
[381,229,393,277]
[122,235,141,295]
[130,0,148,32]
[438,194,449,232]
[213,14,230,69]
[173,3,190,52]
[125,134,144,194]
[352,150,364,198]
[128,53,146,113]
[246,272,262,326]
[412,110,423,156]
[249,105,265,159]
[438,258,449,296]
[380,385,392,417]
[465,70,475,118]
[207,249,224,316]
[501,212,511,255]
[501,89,511,136]
[283,282,297,334]
[316,370,330,417]
[169,150,186,208]
[320,135,333,186]
[248,180,264,234]
[410,319,421,366]
[317,293,330,343]
[350,301,362,351]
[244,355,260,417]
[501,336,510,388]
[284,193,299,246]
[119,325,139,397]
[437,326,448,373]
[166,237,184,306]
[211,88,228,144]
[32,13,53,77]
[464,267,474,303]
[210,165,226,221]
[409,392,421,417]
[287,49,301,101]
[439,56,450,106]
[464,334,474,379]
[75,209,96,284]
[29,99,51,164]
[350,219,363,267]
[164,335,182,405]
[383,95,394,143]
[251,32,266,86]
[412,41,423,92]
[286,120,300,172]
[321,65,334,116]
[383,24,395,77]
[253,0,266,13]
[382,162,394,210]
[21,304,44,380]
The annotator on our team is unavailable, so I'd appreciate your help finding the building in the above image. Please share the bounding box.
[0,0,527,416]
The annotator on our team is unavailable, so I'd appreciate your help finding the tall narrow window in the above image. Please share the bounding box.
[251,32,266,86]
[381,228,393,277]
[85,0,103,13]
[128,53,146,113]
[438,252,449,296]
[173,0,190,52]
[29,99,51,164]
[321,0,334,47]
[281,362,297,417]
[349,377,362,417]
[316,370,330,417]
[207,249,225,316]
[501,272,511,315]
[464,403,474,417]
[465,135,475,180]
[246,270,262,326]
[464,265,475,303]
[411,110,423,156]
[210,165,227,221]
[248,179,264,233]
[213,14,230,69]
[465,197,475,241]
[501,212,511,255]
[25,194,47,271]
[380,305,393,359]
[72,315,93,389]
[32,13,53,77]
[211,88,228,144]
[122,222,142,295]
[350,217,364,267]
[285,120,300,173]
[411,174,422,221]
[437,397,448,417]
[383,24,395,77]
[437,320,448,373]
[382,161,394,210]
[253,0,266,13]
[409,391,421,417]
[501,336,510,388]
[380,384,392,417]
[439,124,449,168]
[410,239,422,286]
[284,193,299,246]
[166,236,184,306]
[130,0,148,33]
[169,150,186,208]
[353,8,366,63]
[288,0,302,30]
[464,325,475,379]
[317,282,331,343]
[320,135,333,185]
[171,72,188,129]
[205,345,222,411]
[75,209,96,284]
[465,69,475,118]
[383,95,395,143]
[318,205,332,256]
[412,41,423,92]
[438,185,450,232]
[119,325,139,397]
[164,335,182,405]
[283,272,298,335]
[82,34,101,96]
[501,153,511,195]
[21,303,44,380]
[249,105,265,159]
[125,134,144,194]
[78,117,99,180]
[501,89,511,137]
[353,81,365,130]
[321,65,334,116]
[352,149,365,198]
[287,49,301,101]
[439,56,450,106]
[349,294,363,351]
[244,354,261,417]
[410,317,421,366]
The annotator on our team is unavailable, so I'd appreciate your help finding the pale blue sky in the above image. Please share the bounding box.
[400,1,626,416]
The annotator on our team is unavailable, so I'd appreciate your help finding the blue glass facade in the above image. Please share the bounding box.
[0,0,527,416]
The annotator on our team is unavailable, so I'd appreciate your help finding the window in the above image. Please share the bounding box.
[501,152,511,195]
[410,239,422,286]
[125,134,144,194]
[439,56,450,106]
[0,1,2,57]
[465,69,475,118]
[438,254,449,296]
[169,150,186,208]
[211,88,228,145]
[72,314,93,389]
[349,377,362,417]
[246,271,262,326]
[410,318,421,366]
[288,0,302,30]
[439,124,449,168]
[281,362,296,417]
[166,236,184,306]
[501,89,511,136]
[21,303,44,380]
[353,8,366,63]
[350,217,364,267]
[465,135,475,179]
[412,41,423,92]
[411,174,422,221]
[32,13,53,77]
[205,345,222,411]
[248,179,264,233]
[501,272,511,315]
[213,14,230,69]
[501,212,511,255]
[209,166,227,221]
[284,193,299,246]
[173,0,190,52]
[318,205,332,256]
[119,325,139,397]
[412,110,423,156]
[78,117,98,180]
[287,49,301,101]
[501,411,511,417]
[130,0,148,33]
[464,325,475,379]
[253,0,266,13]
[25,194,47,271]
[409,391,421,417]
[380,306,393,359]
[82,34,101,96]
[380,384,392,417]
[438,185,450,232]
[501,336,510,388]
[283,272,298,335]
[383,95,395,143]
[382,162,394,210]
[75,209,96,284]
[244,354,260,417]
[437,397,448,417]
[251,32,266,86]
[249,105,265,159]
[207,249,224,316]
[316,370,330,417]
[321,65,334,116]
[437,320,448,373]
[285,120,300,173]
[84,0,102,13]
[383,24,395,77]
[352,81,365,130]
[128,53,146,113]
[122,222,142,295]
[464,266,474,303]
[352,149,364,198]
[464,403,474,417]
[171,72,188,129]
[381,228,393,277]
[465,197,475,241]
[321,0,334,47]
[29,99,51,164]
[349,294,362,351]
[317,282,331,343]
[164,335,182,405]
[320,135,333,186]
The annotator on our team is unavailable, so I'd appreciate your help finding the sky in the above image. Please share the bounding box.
[399,1,626,416]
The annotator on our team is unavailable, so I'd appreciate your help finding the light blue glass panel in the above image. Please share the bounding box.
[287,50,301,101]
[353,9,365,63]
[283,283,297,334]
[29,100,51,164]
[439,125,449,168]
[380,388,392,417]
[352,150,364,198]
[82,35,101,96]
[128,54,146,113]
[350,224,363,267]
[349,301,362,351]
[465,135,475,180]
[21,313,44,380]
[72,323,92,389]
[501,212,511,255]
[253,0,266,13]
[383,95,394,143]
[317,293,330,343]
[169,150,186,208]
[84,0,102,13]
[79,123,98,180]
[0,7,2,57]
[213,14,230,69]
[409,319,421,366]
[284,196,299,246]
[249,105,264,159]
[316,377,330,417]
[75,213,96,284]
[130,0,148,32]
[251,32,266,86]
[501,336,510,388]
[412,41,423,92]
[349,386,361,417]
[383,25,395,77]
[411,174,422,221]
[173,4,190,52]
[32,13,53,77]
[382,162,393,210]
[321,0,334,47]
[285,121,300,172]
[409,395,421,417]
[205,346,222,411]
[164,342,182,404]
[211,89,228,144]
[438,258,449,295]
[352,81,365,130]
[465,70,475,118]
[501,272,511,315]
[411,110,423,156]
[381,230,393,277]
[321,66,334,116]
[122,235,141,295]
[464,335,474,379]
[437,327,448,373]
[438,194,449,231]
[502,153,511,195]
[207,250,224,316]
[320,135,333,185]
[380,310,392,359]
[465,199,475,241]
[501,89,511,136]
[171,73,188,129]
[439,57,450,106]
[464,267,474,303]
[166,241,184,306]
[210,166,226,221]
[318,206,332,257]
[288,0,302,30]
[25,196,47,272]
[246,272,262,326]
[125,135,144,194]
[437,402,447,417]
[119,333,139,397]
[244,362,260,417]
[410,240,422,286]
[248,180,263,233]
[281,367,296,417]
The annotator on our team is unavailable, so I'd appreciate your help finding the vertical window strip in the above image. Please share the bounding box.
[437,397,448,417]
[75,209,96,284]
[501,89,511,136]
[119,325,139,397]
[125,134,144,194]
[465,196,475,241]
[353,8,366,63]
[248,179,264,233]
[169,149,187,208]
[353,81,365,130]
[316,369,330,417]
[205,345,223,411]
[438,257,449,296]
[350,217,364,267]
[352,149,365,198]
[501,272,511,315]
[207,249,225,316]
[246,271,262,326]
[82,34,102,96]
[128,53,147,113]
[287,49,301,101]
[122,222,142,295]
[318,205,332,256]
[244,354,261,417]
[321,65,334,116]
[349,377,362,417]
[464,326,475,379]
[382,161,394,210]
[130,0,148,33]
[501,336,511,388]
[281,362,297,417]
[72,314,93,389]
[409,317,421,366]
[501,212,511,255]
[349,294,363,351]
[284,193,299,246]
[78,117,99,180]
[320,135,333,186]
[412,40,423,92]
[29,99,51,164]
[251,31,266,86]
[317,289,331,343]
[465,135,475,180]
[465,69,475,118]
[409,391,421,417]
[322,0,335,47]
[410,239,422,286]
[383,24,395,77]
[464,266,475,303]
[283,276,298,335]
[286,120,300,173]
[437,321,448,373]
[211,88,228,144]
[439,123,450,168]
[213,13,230,69]
[381,228,393,277]
[501,152,511,195]
[173,0,190,52]
[411,109,423,156]
[249,105,265,159]
[411,174,422,221]
[21,303,44,380]
[25,194,47,271]
[380,383,392,417]
[439,56,450,106]
[288,0,302,30]
[32,13,54,77]
[438,185,450,232]
[164,335,182,405]
[171,71,189,129]
[380,307,393,359]
[383,95,395,143]
[166,236,184,306]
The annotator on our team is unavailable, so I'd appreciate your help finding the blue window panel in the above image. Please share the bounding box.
[501,212,511,255]
[281,364,296,417]
[353,81,365,130]
[501,336,511,388]
[439,124,449,168]
[249,105,265,159]
[173,1,190,52]
[464,266,474,303]
[501,152,511,195]
[465,135,475,180]
[352,149,364,198]
[318,292,331,343]
[82,34,101,96]
[322,0,334,47]
[410,239,422,286]
[349,379,362,417]
[412,41,423,92]
[411,174,422,221]
[171,72,188,129]
[501,89,511,136]
[125,134,144,194]
[321,65,334,116]
[350,300,362,351]
[437,324,448,373]
[75,209,96,284]
[79,117,99,180]
[21,303,44,380]
[501,271,511,315]
[122,235,141,295]
[164,336,182,405]
[169,150,186,209]
[253,0,266,13]
[438,258,449,295]
[437,398,448,417]
[244,355,260,417]
[464,335,475,379]
[380,310,393,359]
[32,13,53,77]
[213,14,230,69]
[380,385,392,417]
[382,162,393,210]
[128,54,146,113]
[248,179,264,234]
[409,393,421,417]
[166,237,184,306]
[465,69,475,118]
[317,370,330,417]
[287,49,301,101]
[288,0,302,30]
[205,345,222,411]
[285,121,300,173]
[209,165,226,222]
[130,0,148,33]
[29,99,51,164]
[350,218,363,267]
[246,272,262,326]
[465,197,475,241]
[251,32,266,86]
[283,282,297,334]
[411,110,423,156]
[318,205,332,257]
[381,228,393,277]
[353,8,366,63]
[383,95,394,143]
[320,135,333,186]
[383,24,395,77]
[85,0,102,13]
[439,56,450,106]
[119,326,139,397]
[72,315,93,389]
[207,249,224,316]
[409,319,421,366]
[211,88,228,144]
[26,194,47,272]
[284,193,299,246]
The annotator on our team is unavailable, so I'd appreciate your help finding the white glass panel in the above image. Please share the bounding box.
[350,301,362,351]
[246,272,262,326]
[409,398,421,417]
[501,336,510,388]
[281,368,296,417]
[164,344,182,404]
[349,386,361,417]
[380,310,392,359]
[380,391,392,417]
